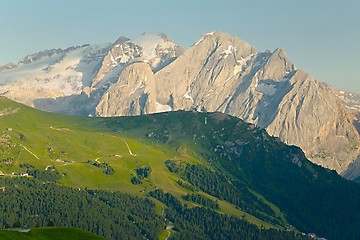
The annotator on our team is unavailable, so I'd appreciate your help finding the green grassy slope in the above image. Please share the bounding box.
[0,97,192,194]
[2,97,360,239]
[0,97,274,228]
[0,227,104,240]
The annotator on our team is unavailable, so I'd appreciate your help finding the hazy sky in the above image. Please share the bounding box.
[0,0,359,93]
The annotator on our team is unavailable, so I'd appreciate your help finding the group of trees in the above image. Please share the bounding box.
[87,160,114,175]
[165,160,281,225]
[149,189,306,240]
[0,177,163,239]
[177,180,198,192]
[182,194,219,210]
[131,166,151,185]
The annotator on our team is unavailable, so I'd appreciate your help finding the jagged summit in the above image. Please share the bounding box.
[0,31,359,177]
[261,48,296,81]
[96,61,157,116]
[91,32,184,87]
[18,45,91,65]
[113,36,130,45]
[0,62,17,73]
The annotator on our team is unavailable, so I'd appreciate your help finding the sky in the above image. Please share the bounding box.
[0,0,359,93]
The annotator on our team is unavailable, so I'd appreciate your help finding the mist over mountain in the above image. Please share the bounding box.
[0,31,359,178]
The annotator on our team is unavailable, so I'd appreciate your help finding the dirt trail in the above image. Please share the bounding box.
[121,138,136,156]
[21,144,39,160]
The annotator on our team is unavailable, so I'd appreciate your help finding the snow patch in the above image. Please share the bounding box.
[119,54,131,64]
[110,54,118,67]
[0,46,90,95]
[129,82,144,95]
[237,54,254,67]
[220,45,236,59]
[183,86,194,103]
[155,102,172,112]
[133,33,164,61]
[255,83,277,95]
[233,64,242,76]
[0,43,111,93]
[280,77,290,82]
[346,105,360,110]
[195,32,215,46]
[99,64,124,87]
[253,61,261,68]
[194,38,204,46]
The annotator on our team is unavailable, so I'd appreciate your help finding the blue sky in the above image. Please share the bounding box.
[0,0,359,93]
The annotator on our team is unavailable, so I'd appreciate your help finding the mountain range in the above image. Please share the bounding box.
[0,31,359,178]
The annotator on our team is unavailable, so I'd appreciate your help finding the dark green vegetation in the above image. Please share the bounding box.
[0,177,163,239]
[87,160,115,175]
[0,227,105,240]
[182,194,219,210]
[131,166,151,185]
[149,189,306,240]
[166,159,279,225]
[1,96,360,239]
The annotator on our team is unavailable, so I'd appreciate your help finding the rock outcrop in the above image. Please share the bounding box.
[92,33,184,87]
[96,62,157,116]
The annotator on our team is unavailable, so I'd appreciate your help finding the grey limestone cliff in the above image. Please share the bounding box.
[96,62,157,116]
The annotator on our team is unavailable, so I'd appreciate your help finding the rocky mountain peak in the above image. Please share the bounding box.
[0,62,17,73]
[261,48,296,81]
[194,31,256,58]
[113,36,130,45]
[96,61,157,117]
[91,32,184,87]
[18,45,90,66]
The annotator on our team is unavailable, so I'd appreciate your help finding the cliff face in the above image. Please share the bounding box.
[96,62,157,116]
[92,33,184,87]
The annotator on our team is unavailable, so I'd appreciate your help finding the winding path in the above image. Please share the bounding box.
[121,138,136,156]
[165,230,171,240]
[21,144,39,160]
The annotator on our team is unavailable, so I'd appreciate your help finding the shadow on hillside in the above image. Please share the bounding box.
[33,88,105,116]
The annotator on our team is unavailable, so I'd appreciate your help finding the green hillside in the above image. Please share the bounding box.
[0,227,104,240]
[1,96,360,240]
[0,96,271,227]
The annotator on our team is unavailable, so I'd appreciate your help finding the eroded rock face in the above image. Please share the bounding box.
[264,70,359,171]
[96,62,157,116]
[91,33,184,87]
